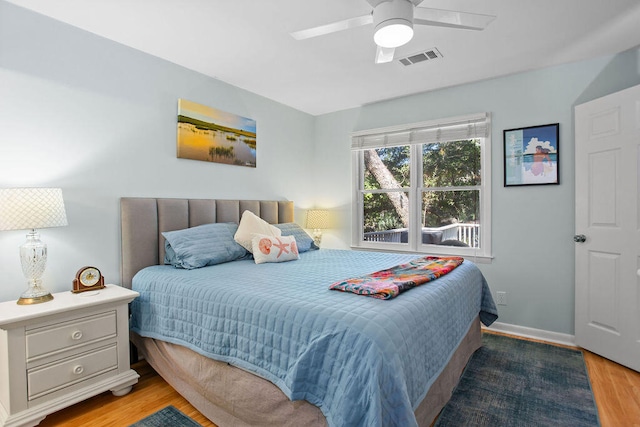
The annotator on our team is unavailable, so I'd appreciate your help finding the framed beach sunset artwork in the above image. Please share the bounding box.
[177,99,257,167]
[503,123,559,187]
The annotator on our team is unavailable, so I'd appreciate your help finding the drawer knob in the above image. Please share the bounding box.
[71,330,83,340]
[73,365,84,375]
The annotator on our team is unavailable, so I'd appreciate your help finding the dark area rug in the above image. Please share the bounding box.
[434,333,600,427]
[129,405,201,427]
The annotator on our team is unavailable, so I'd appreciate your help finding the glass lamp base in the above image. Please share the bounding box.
[17,280,54,305]
[313,229,323,247]
[17,292,54,305]
[17,230,54,305]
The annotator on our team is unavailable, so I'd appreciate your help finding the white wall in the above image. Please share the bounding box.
[2,1,640,336]
[315,46,640,335]
[0,2,316,302]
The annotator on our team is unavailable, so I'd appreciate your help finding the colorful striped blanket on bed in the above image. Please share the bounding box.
[329,256,464,299]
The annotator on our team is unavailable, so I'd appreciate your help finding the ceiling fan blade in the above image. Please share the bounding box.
[367,0,425,7]
[375,46,395,64]
[414,7,496,31]
[291,14,373,40]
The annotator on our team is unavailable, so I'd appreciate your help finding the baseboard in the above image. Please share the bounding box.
[483,321,576,347]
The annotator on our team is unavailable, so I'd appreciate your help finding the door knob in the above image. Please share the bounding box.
[574,234,586,243]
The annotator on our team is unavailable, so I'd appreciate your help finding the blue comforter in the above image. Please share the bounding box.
[130,249,497,427]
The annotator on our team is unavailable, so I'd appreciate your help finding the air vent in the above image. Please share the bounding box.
[399,48,443,66]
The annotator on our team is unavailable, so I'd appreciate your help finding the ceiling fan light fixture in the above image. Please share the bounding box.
[374,20,414,48]
[372,0,415,48]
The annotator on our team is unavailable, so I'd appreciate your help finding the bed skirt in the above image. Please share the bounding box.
[130,316,481,427]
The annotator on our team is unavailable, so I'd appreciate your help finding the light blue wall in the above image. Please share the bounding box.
[0,2,316,302]
[315,46,640,335]
[2,1,639,335]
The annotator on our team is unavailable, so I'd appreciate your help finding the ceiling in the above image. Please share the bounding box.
[6,0,640,116]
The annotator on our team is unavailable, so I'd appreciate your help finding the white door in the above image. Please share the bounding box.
[575,83,640,372]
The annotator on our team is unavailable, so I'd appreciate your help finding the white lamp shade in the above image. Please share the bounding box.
[307,209,330,229]
[0,188,68,231]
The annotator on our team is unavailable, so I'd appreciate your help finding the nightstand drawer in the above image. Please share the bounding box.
[26,311,117,361]
[27,344,118,400]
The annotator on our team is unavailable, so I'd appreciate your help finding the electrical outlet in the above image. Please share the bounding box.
[496,291,507,306]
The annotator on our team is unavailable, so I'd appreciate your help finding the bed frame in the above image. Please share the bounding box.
[120,197,481,426]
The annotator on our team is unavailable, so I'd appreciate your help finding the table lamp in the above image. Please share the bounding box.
[0,188,68,305]
[306,209,330,247]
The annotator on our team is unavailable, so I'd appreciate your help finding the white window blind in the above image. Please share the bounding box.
[351,113,489,150]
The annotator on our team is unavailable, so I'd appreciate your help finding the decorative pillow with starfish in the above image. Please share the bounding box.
[251,234,300,264]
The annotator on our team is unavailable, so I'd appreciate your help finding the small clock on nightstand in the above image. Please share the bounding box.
[72,266,105,293]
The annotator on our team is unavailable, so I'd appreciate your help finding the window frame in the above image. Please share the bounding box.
[351,113,492,261]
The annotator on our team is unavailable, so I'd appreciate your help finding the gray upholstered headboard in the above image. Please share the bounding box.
[120,198,294,288]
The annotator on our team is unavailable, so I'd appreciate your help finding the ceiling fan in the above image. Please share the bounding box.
[291,0,496,64]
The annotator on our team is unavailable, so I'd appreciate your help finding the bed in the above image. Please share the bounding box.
[121,197,497,427]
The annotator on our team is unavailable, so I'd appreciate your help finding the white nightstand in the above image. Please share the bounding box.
[0,285,140,427]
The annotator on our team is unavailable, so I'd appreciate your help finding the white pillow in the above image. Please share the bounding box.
[234,210,281,253]
[251,234,299,264]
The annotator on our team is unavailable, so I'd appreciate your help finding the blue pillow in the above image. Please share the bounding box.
[162,223,247,269]
[274,223,319,253]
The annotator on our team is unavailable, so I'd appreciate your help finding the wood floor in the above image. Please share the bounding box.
[37,334,640,427]
[583,349,640,427]
[38,361,216,427]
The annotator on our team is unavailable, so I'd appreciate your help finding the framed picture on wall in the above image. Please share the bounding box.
[177,99,257,168]
[503,123,559,186]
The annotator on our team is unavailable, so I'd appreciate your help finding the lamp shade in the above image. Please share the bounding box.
[0,188,68,231]
[307,209,330,229]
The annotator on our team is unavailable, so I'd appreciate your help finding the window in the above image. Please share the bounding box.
[351,113,491,260]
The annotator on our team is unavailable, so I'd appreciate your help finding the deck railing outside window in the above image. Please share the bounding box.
[364,223,479,247]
